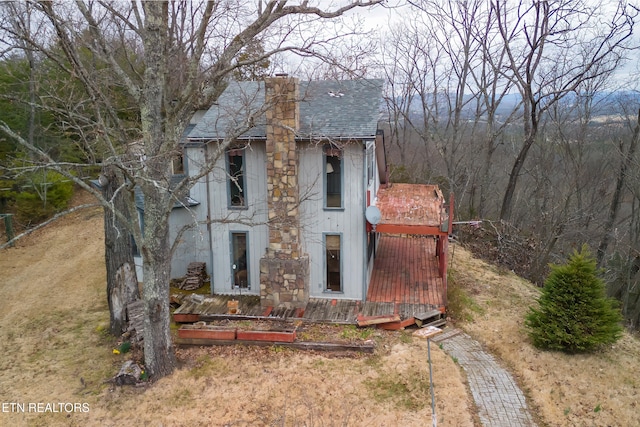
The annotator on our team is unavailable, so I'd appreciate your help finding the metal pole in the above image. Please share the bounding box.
[413,326,442,427]
[427,337,437,427]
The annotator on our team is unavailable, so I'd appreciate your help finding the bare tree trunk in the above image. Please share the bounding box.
[597,109,640,266]
[500,132,535,221]
[478,125,498,217]
[102,165,139,336]
[140,197,176,378]
[139,1,176,378]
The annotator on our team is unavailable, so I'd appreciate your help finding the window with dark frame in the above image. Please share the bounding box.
[172,149,185,175]
[227,148,246,208]
[325,234,342,292]
[367,231,376,262]
[324,145,342,208]
[231,232,249,289]
[366,141,375,186]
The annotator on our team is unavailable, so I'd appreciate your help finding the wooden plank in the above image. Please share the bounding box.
[196,300,208,315]
[430,327,461,343]
[344,301,359,323]
[198,313,294,322]
[173,299,195,315]
[375,224,443,235]
[356,314,400,326]
[336,301,348,322]
[415,309,442,321]
[307,300,320,321]
[301,300,316,320]
[236,330,296,343]
[377,317,416,331]
[420,318,446,328]
[330,301,342,322]
[175,338,375,353]
[216,296,230,313]
[318,299,330,321]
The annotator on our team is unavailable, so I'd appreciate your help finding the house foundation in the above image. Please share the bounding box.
[260,75,309,308]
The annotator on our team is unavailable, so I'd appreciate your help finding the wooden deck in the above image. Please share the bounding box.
[367,235,446,309]
[175,296,388,324]
[173,296,442,326]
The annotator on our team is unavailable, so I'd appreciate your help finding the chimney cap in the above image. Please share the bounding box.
[274,73,289,78]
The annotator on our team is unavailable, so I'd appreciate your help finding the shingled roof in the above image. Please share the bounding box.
[188,78,384,141]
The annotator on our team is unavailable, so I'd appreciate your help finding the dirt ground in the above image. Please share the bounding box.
[1,191,639,426]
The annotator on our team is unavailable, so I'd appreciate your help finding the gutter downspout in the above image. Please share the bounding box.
[205,143,215,295]
[362,141,368,303]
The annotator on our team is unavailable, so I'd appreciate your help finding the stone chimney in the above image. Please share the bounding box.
[259,75,309,308]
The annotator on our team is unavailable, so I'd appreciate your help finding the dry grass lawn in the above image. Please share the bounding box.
[1,190,638,426]
[0,195,473,427]
[449,245,640,427]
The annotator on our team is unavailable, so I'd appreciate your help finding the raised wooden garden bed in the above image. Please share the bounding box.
[177,324,236,340]
[175,320,377,353]
[236,329,296,343]
[178,322,296,343]
[174,313,200,323]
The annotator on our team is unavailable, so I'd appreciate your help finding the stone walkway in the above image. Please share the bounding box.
[432,329,537,427]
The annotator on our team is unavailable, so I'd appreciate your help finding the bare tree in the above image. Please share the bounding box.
[595,95,640,328]
[598,107,640,265]
[383,0,520,216]
[382,1,482,193]
[467,2,521,218]
[525,74,619,283]
[0,0,382,379]
[495,0,635,221]
[380,20,437,176]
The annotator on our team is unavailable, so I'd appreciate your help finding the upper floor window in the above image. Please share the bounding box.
[172,149,185,175]
[227,148,246,208]
[324,145,342,209]
[366,140,375,187]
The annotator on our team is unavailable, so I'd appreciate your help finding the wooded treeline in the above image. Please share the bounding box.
[381,0,640,329]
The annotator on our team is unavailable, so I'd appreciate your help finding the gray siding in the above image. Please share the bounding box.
[299,142,366,300]
[168,143,268,295]
[207,142,268,295]
[169,146,210,279]
[170,137,380,301]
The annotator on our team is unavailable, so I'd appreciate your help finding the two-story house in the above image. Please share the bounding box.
[168,75,451,311]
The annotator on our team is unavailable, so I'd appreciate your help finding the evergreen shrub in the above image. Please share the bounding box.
[525,245,623,353]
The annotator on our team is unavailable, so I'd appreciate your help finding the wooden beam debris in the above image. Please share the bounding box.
[356,314,401,327]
